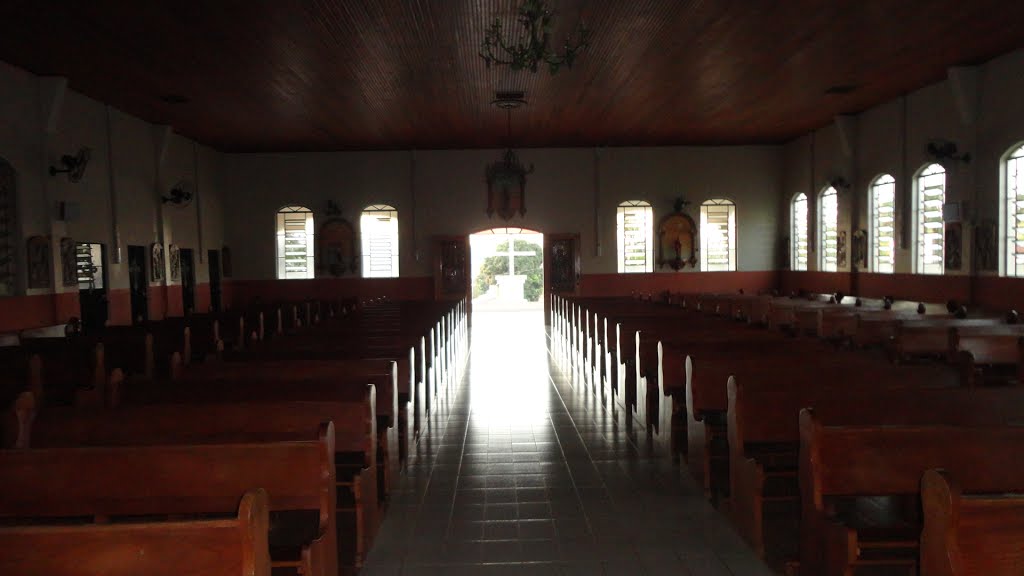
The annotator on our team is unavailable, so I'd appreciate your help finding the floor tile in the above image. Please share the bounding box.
[363,308,773,574]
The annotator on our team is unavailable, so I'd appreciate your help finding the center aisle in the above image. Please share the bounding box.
[363,307,773,575]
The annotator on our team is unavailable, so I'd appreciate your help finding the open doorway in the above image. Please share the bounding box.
[469,228,544,320]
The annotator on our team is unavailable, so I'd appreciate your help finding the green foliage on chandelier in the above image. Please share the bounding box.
[479,0,590,75]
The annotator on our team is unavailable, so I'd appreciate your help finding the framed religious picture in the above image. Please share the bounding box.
[151,242,165,282]
[837,230,848,268]
[26,235,51,289]
[657,200,697,270]
[945,222,962,271]
[975,219,997,272]
[320,218,357,276]
[851,230,867,270]
[168,244,181,282]
[60,237,77,287]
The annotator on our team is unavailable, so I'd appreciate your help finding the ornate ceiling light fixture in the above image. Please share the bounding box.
[479,0,590,75]
[485,92,534,221]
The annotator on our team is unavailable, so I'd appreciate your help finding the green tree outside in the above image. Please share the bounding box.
[473,240,543,302]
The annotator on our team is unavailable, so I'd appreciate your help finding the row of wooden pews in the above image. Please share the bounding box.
[552,291,1024,576]
[0,296,468,576]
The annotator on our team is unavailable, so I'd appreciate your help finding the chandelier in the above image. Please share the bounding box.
[485,93,534,221]
[479,0,590,75]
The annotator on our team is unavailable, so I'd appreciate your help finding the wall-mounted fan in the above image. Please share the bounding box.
[49,147,92,182]
[926,139,971,165]
[162,180,195,207]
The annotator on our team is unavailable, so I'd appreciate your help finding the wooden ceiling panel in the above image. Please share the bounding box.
[1,0,1022,151]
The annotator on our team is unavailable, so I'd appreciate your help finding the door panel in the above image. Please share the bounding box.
[180,248,196,315]
[208,250,222,312]
[127,245,148,324]
[544,233,581,324]
[433,235,469,303]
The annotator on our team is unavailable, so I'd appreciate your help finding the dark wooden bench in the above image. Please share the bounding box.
[0,423,339,576]
[920,469,1024,576]
[0,488,272,576]
[798,410,1024,576]
[951,330,1024,387]
[171,357,401,491]
[728,381,1024,564]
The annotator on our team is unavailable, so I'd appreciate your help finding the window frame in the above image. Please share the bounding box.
[818,187,839,272]
[616,200,654,274]
[699,198,737,272]
[869,174,897,274]
[791,193,809,271]
[1001,143,1024,277]
[360,204,400,279]
[275,205,315,280]
[913,163,946,275]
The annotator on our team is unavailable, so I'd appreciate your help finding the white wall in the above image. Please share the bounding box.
[780,48,1024,277]
[0,60,225,298]
[221,145,783,279]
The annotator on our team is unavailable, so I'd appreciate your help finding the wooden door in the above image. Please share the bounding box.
[180,248,196,314]
[207,249,222,312]
[543,233,581,325]
[127,245,148,323]
[433,235,469,303]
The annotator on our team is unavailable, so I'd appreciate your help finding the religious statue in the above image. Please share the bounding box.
[658,197,697,270]
[320,218,358,276]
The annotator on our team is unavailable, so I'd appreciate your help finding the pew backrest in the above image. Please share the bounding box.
[0,488,272,576]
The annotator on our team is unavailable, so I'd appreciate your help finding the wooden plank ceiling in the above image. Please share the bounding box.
[1,0,1023,152]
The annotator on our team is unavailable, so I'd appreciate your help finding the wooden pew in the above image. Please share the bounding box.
[99,325,154,382]
[951,330,1024,387]
[17,388,375,571]
[110,376,380,568]
[728,381,1024,563]
[18,335,103,406]
[890,318,1014,363]
[920,469,1024,576]
[853,307,949,348]
[226,335,420,458]
[0,488,272,576]
[0,423,338,576]
[170,357,401,493]
[798,410,1024,576]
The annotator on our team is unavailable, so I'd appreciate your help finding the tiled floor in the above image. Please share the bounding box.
[363,307,774,575]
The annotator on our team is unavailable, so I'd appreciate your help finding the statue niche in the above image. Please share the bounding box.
[320,218,357,276]
[658,200,697,270]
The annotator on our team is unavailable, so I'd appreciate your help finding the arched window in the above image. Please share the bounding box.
[914,164,946,275]
[700,199,736,271]
[1003,144,1024,277]
[275,206,315,279]
[791,193,808,271]
[818,187,839,272]
[869,174,896,273]
[0,159,15,296]
[361,204,399,278]
[617,200,653,273]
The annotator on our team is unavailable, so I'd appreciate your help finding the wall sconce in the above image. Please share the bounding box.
[49,147,92,182]
[926,139,970,164]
